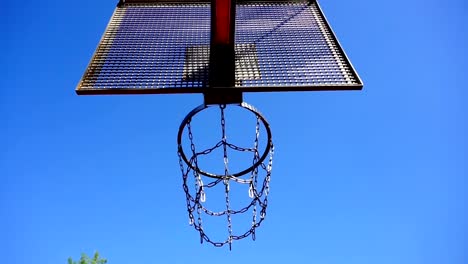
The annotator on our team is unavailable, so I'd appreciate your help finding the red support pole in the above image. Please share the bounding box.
[208,0,237,95]
[213,0,232,45]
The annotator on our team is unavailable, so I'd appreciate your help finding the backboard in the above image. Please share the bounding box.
[76,0,362,96]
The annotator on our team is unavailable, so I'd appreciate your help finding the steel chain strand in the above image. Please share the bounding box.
[255,168,271,208]
[250,143,274,238]
[187,120,207,243]
[197,202,203,243]
[183,164,198,227]
[253,143,274,201]
[196,221,230,247]
[260,166,272,218]
[195,172,204,243]
[184,157,199,203]
[225,142,256,152]
[220,105,229,173]
[196,140,224,156]
[179,121,197,226]
[265,144,274,197]
[251,116,261,240]
[249,162,270,202]
[220,104,233,250]
[200,198,257,216]
[204,178,223,188]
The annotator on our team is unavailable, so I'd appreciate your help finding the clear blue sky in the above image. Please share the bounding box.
[2,0,466,263]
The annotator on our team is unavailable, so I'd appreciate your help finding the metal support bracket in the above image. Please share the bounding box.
[204,91,243,105]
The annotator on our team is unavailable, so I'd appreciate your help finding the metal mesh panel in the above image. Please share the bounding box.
[80,3,211,91]
[76,1,362,95]
[236,2,357,87]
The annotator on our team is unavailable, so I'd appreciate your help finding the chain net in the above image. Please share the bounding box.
[178,104,274,249]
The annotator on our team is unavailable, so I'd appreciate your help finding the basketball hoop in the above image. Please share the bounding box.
[177,102,274,249]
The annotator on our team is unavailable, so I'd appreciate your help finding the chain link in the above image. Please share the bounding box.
[178,104,274,249]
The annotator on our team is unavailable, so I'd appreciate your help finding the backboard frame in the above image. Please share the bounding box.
[76,0,363,96]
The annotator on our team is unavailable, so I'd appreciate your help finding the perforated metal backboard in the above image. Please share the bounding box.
[76,0,362,95]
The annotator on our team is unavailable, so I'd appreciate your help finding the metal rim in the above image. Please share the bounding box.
[177,102,273,179]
